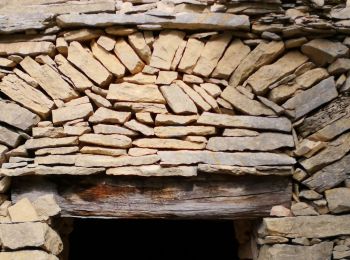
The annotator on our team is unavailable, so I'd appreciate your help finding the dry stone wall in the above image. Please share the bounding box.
[0,0,349,259]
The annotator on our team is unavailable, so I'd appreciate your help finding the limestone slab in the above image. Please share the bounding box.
[75,154,160,168]
[158,150,296,166]
[154,126,216,138]
[114,38,144,74]
[0,126,21,148]
[0,41,55,56]
[0,100,40,131]
[107,82,165,103]
[206,133,294,152]
[89,107,131,124]
[0,75,54,118]
[155,114,198,126]
[107,165,197,177]
[178,38,204,73]
[133,138,206,150]
[212,39,250,79]
[91,40,125,78]
[52,103,93,125]
[197,112,291,132]
[193,33,232,77]
[160,84,198,114]
[93,124,138,136]
[25,137,79,150]
[20,57,79,101]
[79,134,132,148]
[221,86,274,116]
[68,41,112,87]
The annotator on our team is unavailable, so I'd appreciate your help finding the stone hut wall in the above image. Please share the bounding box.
[0,0,349,259]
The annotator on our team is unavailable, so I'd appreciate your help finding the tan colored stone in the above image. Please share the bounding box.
[197,112,291,132]
[193,33,232,77]
[0,41,55,56]
[212,39,250,79]
[150,30,186,70]
[0,145,8,165]
[325,188,350,214]
[171,40,186,70]
[0,75,52,118]
[8,198,39,222]
[88,107,131,124]
[114,102,168,114]
[56,37,68,55]
[282,77,338,119]
[154,126,216,138]
[32,194,61,219]
[183,74,204,84]
[107,165,197,177]
[20,57,79,101]
[80,146,126,157]
[155,114,198,126]
[114,38,144,74]
[217,97,233,110]
[63,29,102,42]
[124,119,154,136]
[174,80,210,112]
[107,82,165,103]
[229,41,285,87]
[123,73,157,84]
[128,148,157,157]
[142,65,159,75]
[133,138,205,150]
[160,84,198,114]
[258,242,333,260]
[90,40,125,78]
[207,133,294,152]
[0,166,105,176]
[32,127,65,138]
[52,103,93,125]
[68,41,112,87]
[158,150,296,166]
[0,222,62,255]
[63,125,90,136]
[193,85,219,112]
[55,54,94,91]
[79,133,132,148]
[246,51,308,95]
[200,83,221,98]
[223,129,259,137]
[221,86,274,116]
[97,35,116,52]
[75,154,160,168]
[13,68,38,88]
[128,32,152,63]
[136,113,153,125]
[85,89,112,108]
[25,137,79,150]
[35,147,79,156]
[0,100,40,131]
[93,124,138,136]
[268,68,329,104]
[156,71,178,85]
[294,139,326,157]
[35,155,77,165]
[291,202,319,216]
[0,57,16,68]
[105,27,137,36]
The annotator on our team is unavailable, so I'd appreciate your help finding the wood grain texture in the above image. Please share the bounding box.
[12,174,292,219]
[297,95,350,137]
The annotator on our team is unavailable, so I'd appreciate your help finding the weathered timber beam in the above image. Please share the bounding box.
[12,174,291,219]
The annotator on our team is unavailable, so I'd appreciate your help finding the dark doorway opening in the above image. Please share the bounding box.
[68,219,240,260]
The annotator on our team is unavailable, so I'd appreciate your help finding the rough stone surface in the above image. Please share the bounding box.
[107,165,197,177]
[0,250,58,260]
[258,242,333,260]
[160,84,197,114]
[325,188,350,214]
[206,133,294,152]
[79,134,132,148]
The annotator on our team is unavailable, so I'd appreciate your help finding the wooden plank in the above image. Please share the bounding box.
[12,174,291,219]
[297,95,350,138]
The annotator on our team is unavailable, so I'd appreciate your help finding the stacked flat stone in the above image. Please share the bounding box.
[0,0,349,259]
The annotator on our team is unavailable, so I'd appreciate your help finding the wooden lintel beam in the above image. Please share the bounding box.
[12,174,292,219]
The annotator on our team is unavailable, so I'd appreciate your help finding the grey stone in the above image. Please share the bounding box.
[158,150,296,167]
[325,188,350,214]
[206,133,294,152]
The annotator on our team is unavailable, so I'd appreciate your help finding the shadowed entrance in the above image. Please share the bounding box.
[68,219,239,260]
